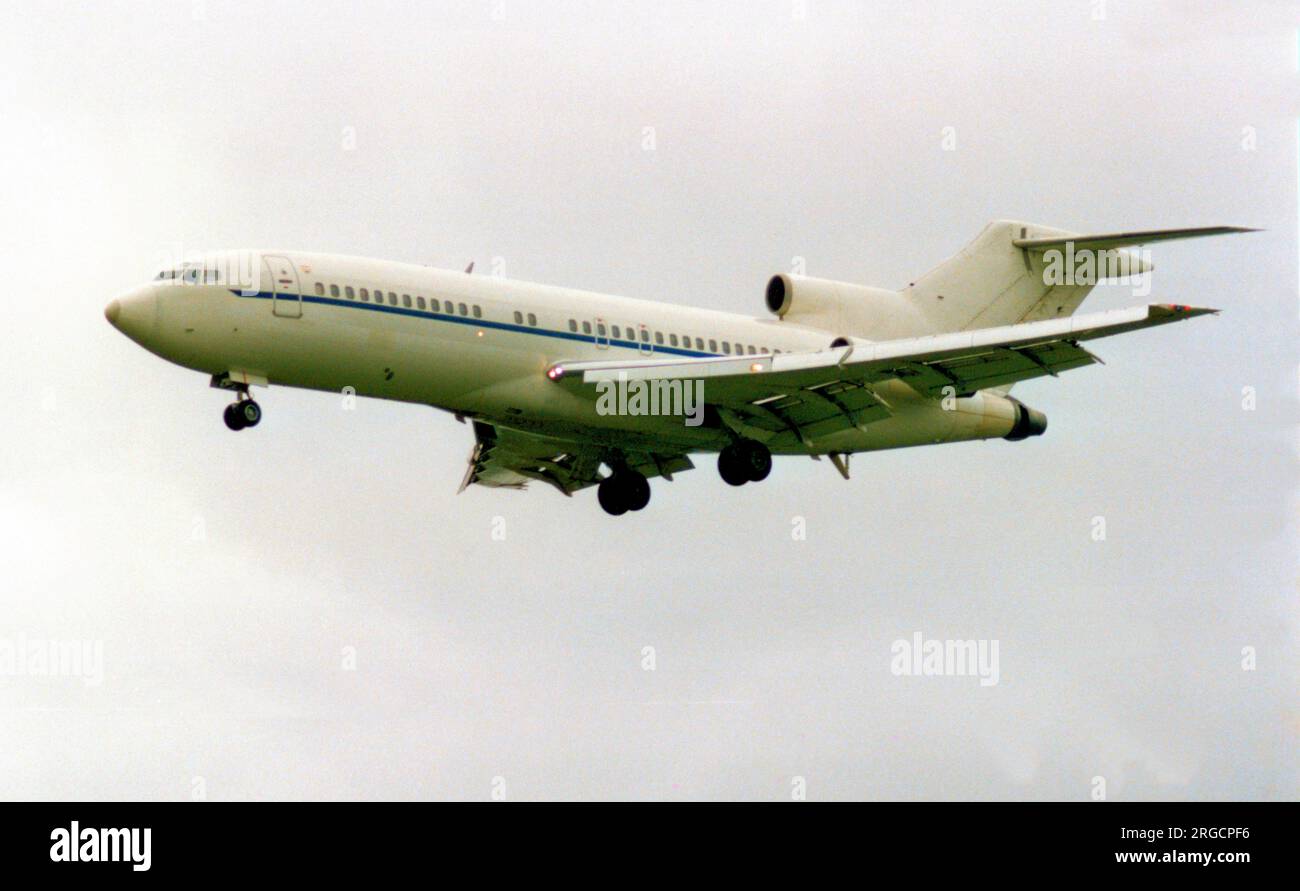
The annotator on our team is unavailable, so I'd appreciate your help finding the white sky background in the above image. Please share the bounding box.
[0,0,1296,800]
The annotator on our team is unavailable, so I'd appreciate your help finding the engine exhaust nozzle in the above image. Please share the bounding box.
[1004,398,1048,441]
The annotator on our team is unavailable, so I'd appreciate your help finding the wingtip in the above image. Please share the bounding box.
[1156,303,1219,317]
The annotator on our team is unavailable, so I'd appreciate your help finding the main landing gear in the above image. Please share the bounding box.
[595,442,771,515]
[222,395,262,431]
[717,440,771,486]
[597,468,651,516]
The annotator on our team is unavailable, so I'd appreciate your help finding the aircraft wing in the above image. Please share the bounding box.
[458,420,694,495]
[549,303,1215,441]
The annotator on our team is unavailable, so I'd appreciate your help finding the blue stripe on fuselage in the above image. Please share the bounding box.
[230,288,721,358]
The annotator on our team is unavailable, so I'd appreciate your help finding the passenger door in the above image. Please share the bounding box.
[265,254,302,318]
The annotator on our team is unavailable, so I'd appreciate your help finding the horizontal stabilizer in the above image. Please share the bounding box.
[1012,226,1258,252]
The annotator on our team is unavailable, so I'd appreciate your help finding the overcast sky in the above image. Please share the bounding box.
[0,0,1296,800]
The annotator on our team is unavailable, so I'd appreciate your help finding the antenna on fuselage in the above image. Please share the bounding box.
[464,261,474,274]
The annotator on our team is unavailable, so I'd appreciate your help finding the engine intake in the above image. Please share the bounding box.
[765,275,792,315]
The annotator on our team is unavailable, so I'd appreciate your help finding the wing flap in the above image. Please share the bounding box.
[458,420,694,495]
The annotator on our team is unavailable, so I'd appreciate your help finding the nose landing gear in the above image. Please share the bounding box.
[211,373,264,432]
[223,397,262,431]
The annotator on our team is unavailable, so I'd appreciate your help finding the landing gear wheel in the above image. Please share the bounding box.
[738,440,772,482]
[598,470,651,515]
[597,475,629,516]
[223,400,261,430]
[623,472,650,512]
[718,444,749,486]
[223,403,246,431]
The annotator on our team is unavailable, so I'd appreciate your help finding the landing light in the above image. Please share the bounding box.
[750,362,763,373]
[547,365,565,381]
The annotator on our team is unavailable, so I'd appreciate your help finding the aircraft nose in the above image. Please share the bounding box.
[105,286,159,344]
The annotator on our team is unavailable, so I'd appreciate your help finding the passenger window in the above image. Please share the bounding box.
[640,328,649,342]
[612,325,621,338]
[402,294,411,307]
[458,302,468,316]
[597,323,606,336]
[669,334,678,347]
[329,284,339,297]
[383,292,393,305]
[473,305,482,318]
[417,296,426,310]
[722,342,731,354]
[709,339,717,352]
[360,288,369,301]
[695,337,704,350]
[514,311,523,324]
[527,313,537,326]
[568,319,578,332]
[315,282,324,296]
[346,286,355,299]
[582,321,592,334]
[654,331,663,345]
[441,300,451,313]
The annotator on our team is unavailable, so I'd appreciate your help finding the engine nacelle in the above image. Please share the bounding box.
[951,393,1049,442]
[765,274,931,340]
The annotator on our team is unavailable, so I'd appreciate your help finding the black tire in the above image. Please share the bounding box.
[223,403,246,431]
[597,476,629,515]
[718,445,749,486]
[624,472,650,511]
[740,440,772,482]
[239,400,262,428]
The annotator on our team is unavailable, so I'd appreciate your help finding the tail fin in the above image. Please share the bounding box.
[903,220,1256,333]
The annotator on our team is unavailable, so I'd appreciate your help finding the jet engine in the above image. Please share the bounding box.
[764,274,931,339]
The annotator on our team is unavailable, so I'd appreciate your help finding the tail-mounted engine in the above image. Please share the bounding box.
[764,274,930,340]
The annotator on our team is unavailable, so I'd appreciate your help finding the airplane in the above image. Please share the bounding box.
[104,220,1253,515]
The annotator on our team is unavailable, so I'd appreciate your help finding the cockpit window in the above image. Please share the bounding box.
[154,265,222,284]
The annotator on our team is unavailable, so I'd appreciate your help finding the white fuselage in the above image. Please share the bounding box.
[106,250,1020,455]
